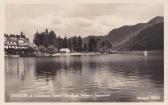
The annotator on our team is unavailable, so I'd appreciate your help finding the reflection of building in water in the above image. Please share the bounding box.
[5,58,27,81]
[5,57,35,81]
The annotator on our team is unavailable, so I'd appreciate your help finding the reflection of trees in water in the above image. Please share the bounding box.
[35,58,61,81]
[68,62,82,75]
[34,57,83,81]
[60,56,82,75]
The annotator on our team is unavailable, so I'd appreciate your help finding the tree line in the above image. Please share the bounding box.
[33,29,100,53]
[4,29,113,54]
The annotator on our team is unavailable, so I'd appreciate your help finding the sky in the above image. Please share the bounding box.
[5,3,163,42]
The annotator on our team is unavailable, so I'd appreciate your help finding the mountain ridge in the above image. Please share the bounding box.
[82,16,164,51]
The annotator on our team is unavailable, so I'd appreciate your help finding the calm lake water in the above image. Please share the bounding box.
[5,51,164,102]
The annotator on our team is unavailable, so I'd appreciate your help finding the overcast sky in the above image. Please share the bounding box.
[5,3,163,42]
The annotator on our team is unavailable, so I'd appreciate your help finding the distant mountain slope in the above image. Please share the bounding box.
[81,16,164,51]
[117,22,164,50]
[104,23,145,45]
[104,16,163,49]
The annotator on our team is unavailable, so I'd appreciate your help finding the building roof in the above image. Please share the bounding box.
[4,36,31,47]
[6,37,18,42]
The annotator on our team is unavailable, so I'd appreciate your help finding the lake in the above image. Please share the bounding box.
[5,51,164,102]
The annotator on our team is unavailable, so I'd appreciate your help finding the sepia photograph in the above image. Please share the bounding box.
[4,2,164,102]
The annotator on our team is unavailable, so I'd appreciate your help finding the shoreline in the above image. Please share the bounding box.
[4,50,163,58]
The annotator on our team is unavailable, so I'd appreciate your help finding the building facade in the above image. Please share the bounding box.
[4,35,36,56]
[60,48,70,53]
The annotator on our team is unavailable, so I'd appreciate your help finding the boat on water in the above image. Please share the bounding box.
[144,51,148,56]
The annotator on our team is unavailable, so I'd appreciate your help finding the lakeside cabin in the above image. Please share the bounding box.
[60,48,70,54]
[4,35,37,56]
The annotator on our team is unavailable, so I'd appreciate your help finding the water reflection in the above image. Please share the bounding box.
[5,52,164,102]
[5,57,34,81]
[35,58,61,81]
[34,56,83,81]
